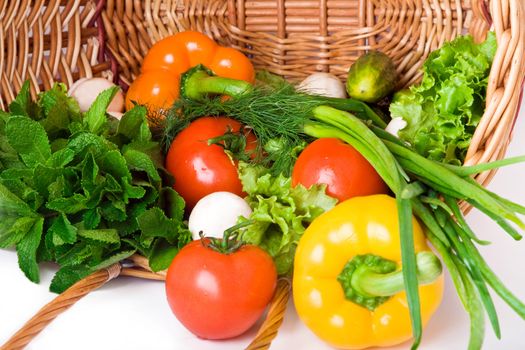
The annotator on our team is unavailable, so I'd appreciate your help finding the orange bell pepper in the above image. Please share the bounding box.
[126,31,254,111]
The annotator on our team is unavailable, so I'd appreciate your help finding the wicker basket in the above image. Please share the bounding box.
[0,0,523,349]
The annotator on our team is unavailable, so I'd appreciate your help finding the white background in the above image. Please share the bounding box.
[1,96,524,350]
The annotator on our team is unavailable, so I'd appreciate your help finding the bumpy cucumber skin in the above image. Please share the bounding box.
[346,51,397,103]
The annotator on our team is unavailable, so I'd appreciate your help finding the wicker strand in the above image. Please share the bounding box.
[0,264,122,350]
[245,278,291,350]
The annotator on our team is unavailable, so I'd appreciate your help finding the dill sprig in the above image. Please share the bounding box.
[162,83,384,175]
[163,84,325,175]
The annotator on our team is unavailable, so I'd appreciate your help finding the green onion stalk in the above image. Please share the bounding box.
[162,65,525,349]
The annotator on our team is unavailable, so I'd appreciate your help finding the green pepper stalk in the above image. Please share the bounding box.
[337,252,442,311]
[181,65,253,101]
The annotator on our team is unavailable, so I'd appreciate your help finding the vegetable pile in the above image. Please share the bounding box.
[2,30,525,350]
[160,32,525,349]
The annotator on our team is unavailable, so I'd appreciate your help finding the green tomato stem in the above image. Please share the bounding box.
[206,220,255,254]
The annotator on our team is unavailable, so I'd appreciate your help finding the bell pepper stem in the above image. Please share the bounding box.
[352,251,442,298]
[181,64,252,100]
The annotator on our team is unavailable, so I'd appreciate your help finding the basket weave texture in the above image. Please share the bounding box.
[0,0,524,349]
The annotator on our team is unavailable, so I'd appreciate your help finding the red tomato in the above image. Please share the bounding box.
[125,69,180,111]
[165,117,256,209]
[165,240,277,339]
[292,138,389,202]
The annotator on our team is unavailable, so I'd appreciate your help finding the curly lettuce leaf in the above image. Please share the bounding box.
[238,162,337,275]
[390,33,497,165]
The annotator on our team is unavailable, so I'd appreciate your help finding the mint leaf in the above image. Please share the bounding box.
[0,216,37,248]
[81,152,99,190]
[123,141,164,169]
[6,116,51,167]
[117,106,149,141]
[46,194,87,213]
[47,148,75,168]
[52,250,134,293]
[40,84,81,135]
[137,207,182,243]
[16,218,44,283]
[49,214,78,245]
[122,178,146,200]
[123,149,161,186]
[34,165,63,198]
[148,238,184,272]
[1,168,34,180]
[99,150,132,181]
[48,175,66,201]
[55,243,92,267]
[83,86,119,135]
[0,182,37,217]
[159,187,185,220]
[50,265,92,293]
[4,84,190,293]
[67,132,115,158]
[78,229,120,245]
[83,208,101,229]
[89,250,135,271]
[9,81,37,118]
[100,200,127,222]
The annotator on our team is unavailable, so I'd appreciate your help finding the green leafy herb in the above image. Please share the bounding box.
[0,83,189,292]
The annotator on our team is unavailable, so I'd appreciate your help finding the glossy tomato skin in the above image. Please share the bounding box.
[292,138,389,202]
[125,69,180,111]
[165,240,277,339]
[165,117,256,209]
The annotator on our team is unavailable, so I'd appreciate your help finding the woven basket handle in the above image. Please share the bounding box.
[0,264,290,350]
[0,264,122,350]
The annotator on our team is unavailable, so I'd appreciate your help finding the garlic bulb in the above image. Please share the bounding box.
[297,72,347,98]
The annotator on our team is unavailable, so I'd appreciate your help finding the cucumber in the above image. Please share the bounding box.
[346,51,397,103]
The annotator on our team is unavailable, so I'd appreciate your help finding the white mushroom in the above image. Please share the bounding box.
[188,192,253,240]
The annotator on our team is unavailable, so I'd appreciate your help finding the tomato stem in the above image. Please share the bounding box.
[205,220,255,254]
[181,65,252,101]
[207,128,252,162]
[337,252,442,310]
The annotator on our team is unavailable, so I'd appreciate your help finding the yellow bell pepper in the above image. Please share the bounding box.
[293,195,444,349]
